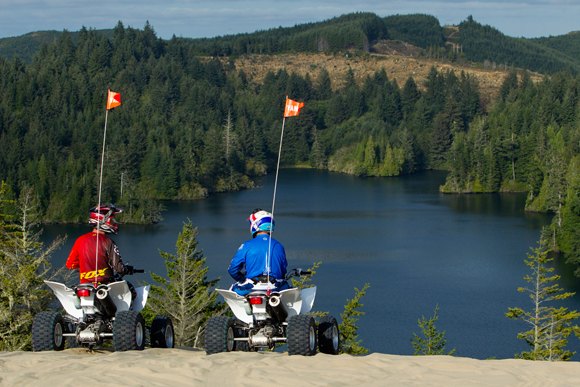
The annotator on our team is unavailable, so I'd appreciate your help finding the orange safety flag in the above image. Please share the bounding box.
[284,97,304,118]
[106,89,122,110]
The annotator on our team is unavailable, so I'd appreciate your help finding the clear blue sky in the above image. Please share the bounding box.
[0,0,578,40]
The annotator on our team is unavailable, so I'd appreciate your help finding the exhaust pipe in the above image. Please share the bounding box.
[95,286,117,317]
[95,287,108,300]
[267,295,287,323]
[269,295,281,307]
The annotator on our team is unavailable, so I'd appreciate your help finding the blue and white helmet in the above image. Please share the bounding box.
[248,209,274,237]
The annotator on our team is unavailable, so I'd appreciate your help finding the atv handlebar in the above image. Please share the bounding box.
[286,268,311,279]
[123,265,144,275]
[114,267,144,280]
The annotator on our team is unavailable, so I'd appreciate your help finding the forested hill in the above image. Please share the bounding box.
[0,16,578,275]
[456,16,579,75]
[533,31,580,65]
[1,13,579,74]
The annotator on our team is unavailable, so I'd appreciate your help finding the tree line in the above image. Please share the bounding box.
[2,13,578,74]
[184,13,578,74]
[442,70,579,275]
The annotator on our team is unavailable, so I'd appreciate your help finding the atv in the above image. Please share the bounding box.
[205,269,340,356]
[32,270,174,351]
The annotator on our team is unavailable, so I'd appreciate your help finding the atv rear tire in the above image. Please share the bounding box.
[205,316,235,354]
[287,314,317,356]
[32,311,65,351]
[113,310,145,351]
[150,315,175,348]
[318,315,340,354]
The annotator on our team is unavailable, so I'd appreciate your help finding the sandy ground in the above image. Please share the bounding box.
[1,348,580,386]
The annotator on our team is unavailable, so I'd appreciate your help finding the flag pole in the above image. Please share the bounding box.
[266,97,289,286]
[98,108,109,213]
[94,95,110,286]
[270,116,286,229]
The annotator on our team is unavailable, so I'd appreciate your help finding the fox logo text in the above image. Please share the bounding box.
[80,268,108,280]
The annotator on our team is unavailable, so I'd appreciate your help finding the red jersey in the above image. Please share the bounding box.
[66,231,127,284]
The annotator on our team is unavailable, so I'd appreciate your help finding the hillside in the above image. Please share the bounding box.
[229,51,542,105]
[534,31,580,62]
[0,13,578,76]
[457,16,580,74]
[0,28,113,63]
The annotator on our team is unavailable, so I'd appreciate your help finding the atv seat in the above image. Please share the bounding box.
[251,275,280,284]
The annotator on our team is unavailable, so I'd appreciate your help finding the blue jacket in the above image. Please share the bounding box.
[228,234,287,282]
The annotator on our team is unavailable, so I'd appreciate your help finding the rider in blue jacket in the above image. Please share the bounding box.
[228,209,289,295]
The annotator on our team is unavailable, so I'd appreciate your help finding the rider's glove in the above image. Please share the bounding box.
[125,265,135,275]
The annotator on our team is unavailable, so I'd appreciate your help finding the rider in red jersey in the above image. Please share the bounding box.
[66,205,133,284]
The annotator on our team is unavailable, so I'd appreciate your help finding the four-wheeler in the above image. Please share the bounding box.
[205,269,340,356]
[32,270,174,352]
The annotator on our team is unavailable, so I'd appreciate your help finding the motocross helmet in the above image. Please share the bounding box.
[248,208,274,237]
[89,204,123,234]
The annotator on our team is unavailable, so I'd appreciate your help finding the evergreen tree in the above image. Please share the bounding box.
[315,68,332,100]
[339,283,370,355]
[401,77,421,119]
[411,304,455,356]
[0,185,65,351]
[430,112,453,168]
[147,220,222,347]
[506,236,580,361]
[499,70,519,102]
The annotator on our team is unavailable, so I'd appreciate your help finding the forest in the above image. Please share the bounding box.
[0,14,578,277]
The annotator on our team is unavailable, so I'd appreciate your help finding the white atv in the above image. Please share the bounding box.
[32,270,174,351]
[205,269,340,356]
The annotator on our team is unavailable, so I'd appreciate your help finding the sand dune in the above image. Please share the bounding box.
[1,348,579,386]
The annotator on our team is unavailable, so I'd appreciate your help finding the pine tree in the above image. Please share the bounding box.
[315,68,332,100]
[339,283,370,355]
[506,236,580,361]
[0,185,66,351]
[401,77,421,119]
[499,70,519,102]
[147,220,222,347]
[411,304,455,355]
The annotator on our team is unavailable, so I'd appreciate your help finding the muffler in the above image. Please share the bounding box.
[267,295,287,323]
[269,295,281,307]
[95,286,117,316]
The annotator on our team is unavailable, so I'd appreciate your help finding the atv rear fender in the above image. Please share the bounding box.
[217,286,316,325]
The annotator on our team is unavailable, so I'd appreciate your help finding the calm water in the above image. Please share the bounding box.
[43,169,580,359]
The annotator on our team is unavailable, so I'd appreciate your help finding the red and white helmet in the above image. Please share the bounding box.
[89,204,123,234]
[248,208,274,237]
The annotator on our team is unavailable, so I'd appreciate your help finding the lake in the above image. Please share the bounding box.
[43,169,580,359]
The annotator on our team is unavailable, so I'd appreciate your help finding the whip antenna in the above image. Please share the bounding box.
[266,96,304,286]
[94,89,122,285]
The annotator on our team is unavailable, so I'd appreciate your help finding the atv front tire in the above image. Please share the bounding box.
[32,311,65,351]
[318,315,340,354]
[150,315,175,348]
[205,316,235,354]
[287,314,317,356]
[113,310,145,351]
